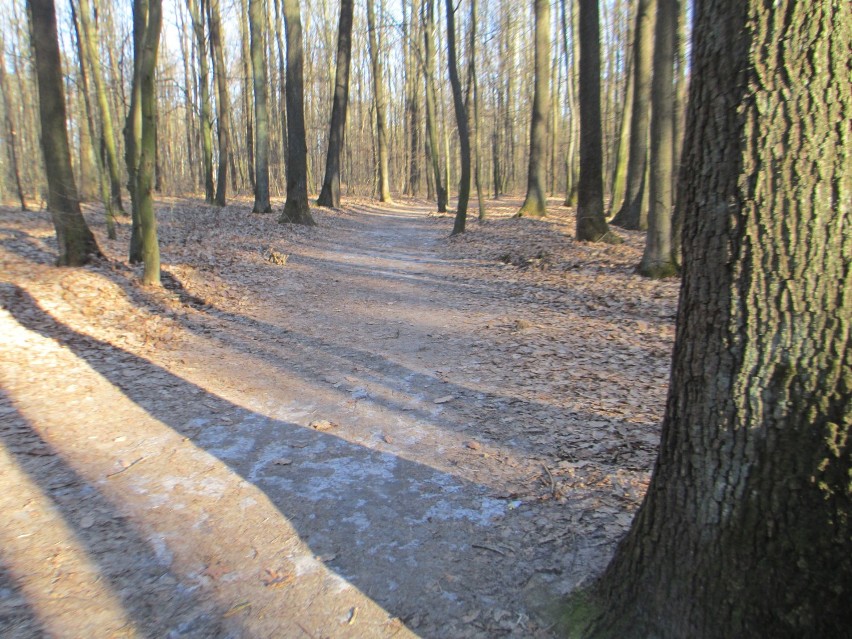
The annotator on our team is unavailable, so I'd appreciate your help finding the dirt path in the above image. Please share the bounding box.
[0,198,678,638]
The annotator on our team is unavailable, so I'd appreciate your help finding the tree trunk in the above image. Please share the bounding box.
[405,0,420,197]
[27,0,101,266]
[445,0,470,235]
[125,0,147,262]
[608,0,636,217]
[317,0,353,209]
[468,0,485,220]
[278,0,315,225]
[610,0,654,230]
[517,0,550,217]
[561,0,580,207]
[239,0,255,193]
[249,0,271,212]
[575,1,852,636]
[187,0,214,203]
[422,0,446,212]
[670,0,689,265]
[576,0,616,242]
[366,0,392,202]
[0,33,28,210]
[638,0,677,277]
[136,0,163,286]
[76,0,125,215]
[207,0,230,206]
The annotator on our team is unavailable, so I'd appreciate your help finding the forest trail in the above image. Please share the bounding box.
[0,197,679,638]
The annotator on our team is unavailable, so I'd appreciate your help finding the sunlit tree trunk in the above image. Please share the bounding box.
[574,1,851,636]
[27,0,101,266]
[0,33,29,210]
[125,0,147,262]
[187,0,214,203]
[444,0,469,234]
[207,0,230,206]
[422,0,446,212]
[366,0,392,202]
[239,0,255,194]
[249,0,271,212]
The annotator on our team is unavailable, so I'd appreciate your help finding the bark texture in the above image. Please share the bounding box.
[208,0,230,206]
[517,0,550,218]
[278,0,315,225]
[249,0,271,213]
[317,0,353,209]
[445,0,470,235]
[578,1,852,637]
[27,0,101,266]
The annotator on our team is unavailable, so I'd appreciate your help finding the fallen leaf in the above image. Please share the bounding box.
[466,440,481,450]
[262,568,294,588]
[434,395,455,404]
[273,458,293,466]
[310,419,337,431]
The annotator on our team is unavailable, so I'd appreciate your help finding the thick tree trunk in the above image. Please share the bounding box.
[317,0,353,209]
[576,0,616,242]
[278,0,314,225]
[638,0,677,277]
[576,1,851,636]
[610,0,654,230]
[445,0,469,235]
[208,0,230,206]
[187,0,214,203]
[366,0,392,202]
[0,33,29,210]
[517,0,550,218]
[27,0,101,266]
[136,0,162,286]
[422,0,446,212]
[125,0,147,262]
[249,0,271,212]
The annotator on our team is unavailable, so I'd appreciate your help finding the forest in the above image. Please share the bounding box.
[0,0,849,638]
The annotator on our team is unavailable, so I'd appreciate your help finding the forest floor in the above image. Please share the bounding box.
[0,195,679,638]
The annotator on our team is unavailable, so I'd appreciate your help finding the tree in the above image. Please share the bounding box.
[278,0,315,225]
[26,0,101,266]
[637,0,677,277]
[422,0,447,212]
[238,0,255,194]
[467,0,485,220]
[610,0,654,230]
[0,32,28,210]
[135,0,163,286]
[75,0,125,216]
[186,0,214,203]
[567,1,852,636]
[366,0,392,202]
[249,0,272,212]
[207,0,230,206]
[125,0,147,262]
[445,0,470,234]
[576,0,616,242]
[316,0,353,209]
[517,0,550,218]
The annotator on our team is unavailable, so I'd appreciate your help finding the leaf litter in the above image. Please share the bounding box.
[0,195,678,638]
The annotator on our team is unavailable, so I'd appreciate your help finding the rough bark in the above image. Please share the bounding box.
[576,0,616,242]
[574,1,852,636]
[187,0,214,203]
[278,0,314,225]
[249,0,271,212]
[366,0,392,202]
[317,0,353,209]
[610,0,655,230]
[27,0,101,266]
[136,0,162,286]
[638,0,677,277]
[445,0,469,235]
[517,0,550,218]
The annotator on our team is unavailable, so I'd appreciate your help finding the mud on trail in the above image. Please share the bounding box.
[0,197,679,638]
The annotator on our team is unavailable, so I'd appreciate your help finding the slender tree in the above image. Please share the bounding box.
[125,0,147,262]
[76,0,125,215]
[278,0,315,225]
[26,0,101,266]
[239,0,255,193]
[517,0,550,217]
[317,0,353,208]
[136,0,163,286]
[467,0,485,220]
[366,0,392,202]
[0,33,28,210]
[638,0,677,277]
[422,0,447,212]
[610,0,655,229]
[249,0,271,212]
[445,0,470,234]
[576,0,617,241]
[186,0,214,203]
[207,0,230,206]
[568,1,851,636]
